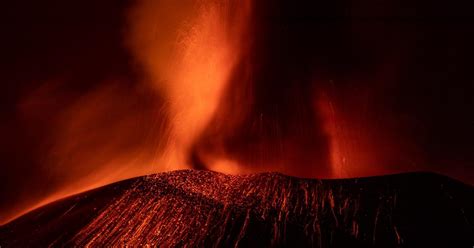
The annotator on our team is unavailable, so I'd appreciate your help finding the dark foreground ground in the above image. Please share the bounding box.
[0,170,473,247]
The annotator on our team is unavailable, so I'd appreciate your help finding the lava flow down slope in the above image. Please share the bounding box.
[1,170,473,247]
[2,0,474,247]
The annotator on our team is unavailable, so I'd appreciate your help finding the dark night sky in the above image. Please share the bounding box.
[1,0,473,223]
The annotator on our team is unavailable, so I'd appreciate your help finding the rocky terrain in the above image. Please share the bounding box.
[1,170,472,247]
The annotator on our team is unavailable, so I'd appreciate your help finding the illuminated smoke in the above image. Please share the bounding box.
[2,0,431,224]
[128,0,334,177]
[127,0,253,172]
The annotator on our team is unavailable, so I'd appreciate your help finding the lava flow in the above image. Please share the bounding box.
[1,170,472,247]
[2,0,474,231]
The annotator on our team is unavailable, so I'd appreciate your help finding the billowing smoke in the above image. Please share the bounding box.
[2,0,473,224]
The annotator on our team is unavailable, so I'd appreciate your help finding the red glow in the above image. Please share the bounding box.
[2,0,471,225]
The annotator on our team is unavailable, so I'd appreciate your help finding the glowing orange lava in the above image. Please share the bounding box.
[2,0,427,225]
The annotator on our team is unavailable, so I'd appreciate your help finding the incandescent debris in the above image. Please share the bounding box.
[0,169,473,247]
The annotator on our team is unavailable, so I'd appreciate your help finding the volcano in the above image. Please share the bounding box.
[0,170,472,247]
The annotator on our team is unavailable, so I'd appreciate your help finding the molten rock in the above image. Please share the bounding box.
[0,170,473,247]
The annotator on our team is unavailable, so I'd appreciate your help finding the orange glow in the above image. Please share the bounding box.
[2,0,430,225]
[2,82,161,224]
[317,91,372,178]
[316,87,423,179]
[2,0,253,224]
[127,0,252,170]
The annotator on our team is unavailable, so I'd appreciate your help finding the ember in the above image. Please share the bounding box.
[1,170,472,247]
[1,0,474,246]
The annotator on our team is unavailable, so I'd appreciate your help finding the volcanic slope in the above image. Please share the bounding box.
[1,169,473,247]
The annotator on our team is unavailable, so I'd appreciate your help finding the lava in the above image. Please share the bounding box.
[126,0,419,179]
[2,0,473,227]
[127,0,253,172]
[1,170,472,247]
